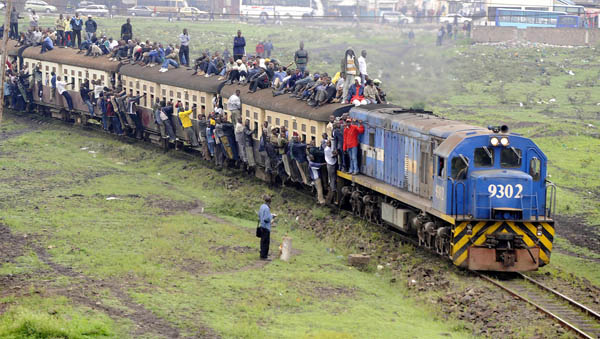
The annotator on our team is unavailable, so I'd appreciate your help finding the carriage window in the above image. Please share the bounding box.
[474,147,494,167]
[169,90,174,97]
[254,112,258,120]
[293,121,297,130]
[302,124,306,132]
[501,147,522,168]
[275,118,280,126]
[310,126,316,134]
[177,92,181,99]
[253,122,258,137]
[246,109,250,117]
[369,132,375,147]
[451,156,468,180]
[529,157,541,181]
[267,116,271,123]
[284,120,288,128]
[201,96,205,103]
[437,157,445,177]
[143,84,147,91]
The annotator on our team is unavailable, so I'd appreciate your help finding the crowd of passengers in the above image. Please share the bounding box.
[5,7,388,109]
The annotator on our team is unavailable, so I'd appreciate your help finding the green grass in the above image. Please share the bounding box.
[0,295,123,338]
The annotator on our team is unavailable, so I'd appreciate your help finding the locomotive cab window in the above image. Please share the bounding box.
[451,155,469,180]
[474,147,494,167]
[529,157,541,181]
[501,147,522,168]
[436,156,445,178]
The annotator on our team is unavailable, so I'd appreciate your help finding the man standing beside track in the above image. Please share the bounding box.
[258,195,274,260]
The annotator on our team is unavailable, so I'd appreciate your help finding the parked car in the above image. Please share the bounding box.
[381,11,414,24]
[179,7,208,20]
[76,4,109,17]
[127,5,158,17]
[440,13,471,24]
[78,1,96,7]
[24,0,57,13]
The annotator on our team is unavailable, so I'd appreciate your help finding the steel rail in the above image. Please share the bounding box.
[479,273,600,339]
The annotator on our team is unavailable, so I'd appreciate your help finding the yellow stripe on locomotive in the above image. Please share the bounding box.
[451,221,554,271]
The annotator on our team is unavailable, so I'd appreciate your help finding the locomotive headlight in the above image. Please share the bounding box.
[466,224,473,235]
[500,137,510,147]
[537,225,543,236]
[490,137,500,146]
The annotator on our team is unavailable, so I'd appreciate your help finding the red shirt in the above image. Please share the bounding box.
[106,102,115,117]
[343,124,365,151]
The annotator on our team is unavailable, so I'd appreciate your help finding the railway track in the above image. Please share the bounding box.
[479,272,600,338]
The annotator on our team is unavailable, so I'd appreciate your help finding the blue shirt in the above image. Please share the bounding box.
[259,203,272,231]
[274,71,285,82]
[43,36,53,49]
[233,36,245,55]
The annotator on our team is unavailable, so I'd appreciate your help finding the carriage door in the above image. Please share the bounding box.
[419,141,432,199]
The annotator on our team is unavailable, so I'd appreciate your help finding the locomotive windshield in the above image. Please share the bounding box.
[501,147,522,168]
[474,147,494,167]
[451,155,469,179]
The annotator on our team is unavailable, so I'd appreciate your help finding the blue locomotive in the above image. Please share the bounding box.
[339,106,555,272]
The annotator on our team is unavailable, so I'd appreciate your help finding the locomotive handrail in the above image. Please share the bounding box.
[449,178,467,219]
[545,181,557,218]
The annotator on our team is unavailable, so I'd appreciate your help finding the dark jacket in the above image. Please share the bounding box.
[120,23,132,38]
[80,86,92,101]
[233,36,245,55]
[71,17,83,31]
[85,19,97,33]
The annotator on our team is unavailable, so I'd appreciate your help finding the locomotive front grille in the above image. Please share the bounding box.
[450,220,554,271]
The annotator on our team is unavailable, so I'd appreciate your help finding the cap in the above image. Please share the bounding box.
[373,79,381,84]
[265,58,270,62]
[236,59,242,63]
[346,118,352,122]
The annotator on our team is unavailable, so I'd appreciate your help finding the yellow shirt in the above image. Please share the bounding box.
[64,19,71,32]
[178,109,193,128]
[332,71,341,85]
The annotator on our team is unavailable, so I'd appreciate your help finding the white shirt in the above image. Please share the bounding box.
[324,146,336,166]
[179,33,190,46]
[336,78,345,90]
[227,94,241,111]
[109,40,119,50]
[94,85,104,99]
[358,56,367,75]
[56,81,67,95]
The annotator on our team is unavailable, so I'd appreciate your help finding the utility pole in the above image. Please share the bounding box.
[0,0,13,125]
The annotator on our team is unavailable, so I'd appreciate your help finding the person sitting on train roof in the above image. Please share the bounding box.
[205,53,225,77]
[159,45,179,72]
[363,79,380,105]
[40,32,54,54]
[272,66,286,88]
[289,72,317,98]
[192,52,209,76]
[247,68,270,94]
[311,76,336,108]
[346,78,367,107]
[373,79,387,104]
[147,44,165,67]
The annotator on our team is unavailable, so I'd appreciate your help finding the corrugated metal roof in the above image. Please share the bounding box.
[119,64,224,93]
[22,47,121,72]
[220,84,352,122]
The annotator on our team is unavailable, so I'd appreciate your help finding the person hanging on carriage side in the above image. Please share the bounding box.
[243,119,257,173]
[213,116,226,170]
[198,114,212,161]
